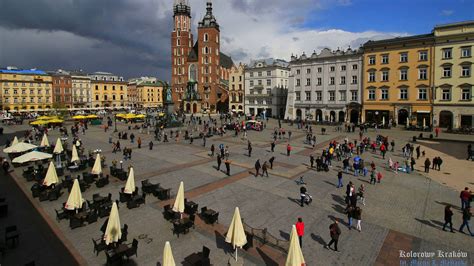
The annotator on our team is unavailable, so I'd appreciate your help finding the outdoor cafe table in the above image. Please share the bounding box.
[74,211,88,221]
[185,201,197,209]
[93,194,107,203]
[68,165,79,171]
[204,209,216,217]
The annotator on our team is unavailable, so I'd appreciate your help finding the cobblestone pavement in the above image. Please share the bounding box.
[1,117,473,265]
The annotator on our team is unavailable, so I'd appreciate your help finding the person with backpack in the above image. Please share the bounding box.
[325,220,341,252]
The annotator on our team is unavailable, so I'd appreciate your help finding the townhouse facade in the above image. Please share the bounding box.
[71,71,92,109]
[89,72,127,108]
[127,77,165,108]
[228,63,245,113]
[50,69,73,109]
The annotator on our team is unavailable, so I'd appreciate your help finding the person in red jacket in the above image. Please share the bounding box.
[287,143,292,156]
[295,217,304,247]
[460,187,472,210]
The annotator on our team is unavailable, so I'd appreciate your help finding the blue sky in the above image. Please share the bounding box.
[304,0,474,34]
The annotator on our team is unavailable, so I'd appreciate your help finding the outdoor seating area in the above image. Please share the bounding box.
[183,246,211,266]
[200,206,219,225]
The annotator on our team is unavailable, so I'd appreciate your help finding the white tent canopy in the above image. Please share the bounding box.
[40,134,50,147]
[12,151,52,164]
[3,142,37,153]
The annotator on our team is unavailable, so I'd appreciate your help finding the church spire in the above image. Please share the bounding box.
[173,0,191,17]
[198,0,219,29]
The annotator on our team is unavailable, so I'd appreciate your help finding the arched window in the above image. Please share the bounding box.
[204,33,209,42]
[177,39,181,46]
[216,36,219,43]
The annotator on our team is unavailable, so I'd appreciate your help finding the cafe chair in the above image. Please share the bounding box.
[87,210,98,224]
[92,238,107,256]
[124,239,139,260]
[119,192,129,203]
[172,223,188,238]
[5,225,20,248]
[69,216,83,229]
[119,224,128,243]
[55,209,68,222]
[105,250,122,266]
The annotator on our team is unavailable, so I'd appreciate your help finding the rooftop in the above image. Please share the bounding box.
[434,20,474,30]
[0,68,47,75]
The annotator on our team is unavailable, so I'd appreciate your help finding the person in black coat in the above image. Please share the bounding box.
[254,159,261,177]
[269,156,275,169]
[225,160,230,176]
[442,205,454,233]
[216,154,222,171]
[325,220,341,252]
[300,186,307,207]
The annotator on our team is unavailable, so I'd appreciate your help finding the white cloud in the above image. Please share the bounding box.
[441,9,454,16]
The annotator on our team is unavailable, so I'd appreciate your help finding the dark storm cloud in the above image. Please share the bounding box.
[0,0,173,79]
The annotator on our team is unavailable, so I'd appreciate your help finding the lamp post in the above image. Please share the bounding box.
[114,115,117,132]
[120,160,123,170]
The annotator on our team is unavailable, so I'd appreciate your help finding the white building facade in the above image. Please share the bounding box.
[244,59,289,118]
[285,48,363,123]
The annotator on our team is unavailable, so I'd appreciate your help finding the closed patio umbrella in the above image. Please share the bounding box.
[43,161,60,187]
[3,142,37,153]
[162,241,176,266]
[12,151,52,164]
[91,154,102,175]
[12,136,19,146]
[124,167,136,194]
[285,225,306,266]
[40,134,50,147]
[70,145,80,163]
[225,207,247,261]
[65,179,84,211]
[53,138,64,154]
[172,181,185,213]
[104,202,122,245]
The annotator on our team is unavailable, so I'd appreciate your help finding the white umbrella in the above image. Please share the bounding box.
[162,241,176,266]
[53,138,64,154]
[172,181,185,213]
[423,118,426,128]
[91,154,102,175]
[43,161,60,187]
[285,225,305,266]
[3,142,37,153]
[70,145,80,163]
[382,116,385,126]
[124,167,136,194]
[40,134,50,147]
[12,136,19,146]
[65,179,84,211]
[104,202,122,245]
[225,207,247,261]
[12,151,52,164]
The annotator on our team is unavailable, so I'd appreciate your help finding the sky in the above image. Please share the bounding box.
[0,0,472,81]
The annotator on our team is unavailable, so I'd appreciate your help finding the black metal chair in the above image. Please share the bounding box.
[124,239,138,260]
[173,223,188,238]
[105,250,122,265]
[92,238,107,256]
[119,224,128,243]
[55,209,68,222]
[87,210,98,224]
[69,216,83,229]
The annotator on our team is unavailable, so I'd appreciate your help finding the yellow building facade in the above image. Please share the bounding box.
[362,34,434,126]
[127,77,164,108]
[89,72,127,108]
[0,68,53,111]
[228,63,244,113]
[432,21,474,129]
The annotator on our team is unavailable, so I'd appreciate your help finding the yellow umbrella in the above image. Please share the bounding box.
[91,154,102,175]
[85,114,98,119]
[12,136,19,146]
[47,119,64,123]
[124,114,136,120]
[104,202,122,245]
[53,138,64,154]
[70,145,80,163]
[43,161,60,186]
[285,225,305,266]
[225,207,247,261]
[162,241,176,266]
[72,115,87,120]
[37,115,57,120]
[124,167,136,194]
[3,142,37,153]
[30,120,49,125]
[116,113,126,118]
[12,151,52,164]
[40,134,50,147]
[134,114,146,119]
[65,179,84,211]
[172,181,185,213]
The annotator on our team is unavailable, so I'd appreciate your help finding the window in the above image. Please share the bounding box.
[399,88,408,100]
[296,69,300,75]
[250,72,254,77]
[306,78,311,86]
[257,80,262,85]
[266,88,271,95]
[330,66,335,72]
[258,71,262,77]
[340,76,346,85]
[351,90,358,101]
[400,69,408,81]
[461,47,471,58]
[461,65,471,77]
[316,91,322,101]
[341,65,346,71]
[461,87,471,100]
[306,68,311,74]
[441,88,451,100]
[419,51,428,61]
[418,68,427,80]
[443,48,452,59]
[368,89,376,100]
[267,71,271,76]
[352,64,358,70]
[305,91,311,101]
[381,54,389,64]
[266,79,271,86]
[203,33,208,42]
[250,80,254,86]
[295,91,301,101]
[95,95,99,100]
[443,66,452,78]
[418,88,427,100]
[369,56,376,65]
[368,72,375,82]
[317,67,322,73]
[330,77,335,85]
[339,91,346,101]
[400,52,408,63]
[381,89,389,100]
[296,79,300,86]
[328,91,335,101]
[381,71,389,81]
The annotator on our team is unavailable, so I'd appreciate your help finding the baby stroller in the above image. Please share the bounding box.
[303,193,313,205]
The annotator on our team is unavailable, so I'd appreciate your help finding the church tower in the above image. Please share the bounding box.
[171,0,193,108]
[197,1,221,111]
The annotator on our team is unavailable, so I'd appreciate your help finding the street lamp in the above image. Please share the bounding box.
[120,160,123,170]
[114,115,117,132]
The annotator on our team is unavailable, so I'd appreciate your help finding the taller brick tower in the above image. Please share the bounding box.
[171,0,193,108]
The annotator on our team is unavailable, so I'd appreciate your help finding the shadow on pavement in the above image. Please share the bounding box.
[279,230,290,241]
[256,247,278,266]
[310,233,327,247]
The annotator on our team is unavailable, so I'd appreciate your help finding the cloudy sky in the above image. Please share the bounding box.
[0,0,472,81]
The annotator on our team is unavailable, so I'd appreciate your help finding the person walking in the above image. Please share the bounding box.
[216,154,222,171]
[295,217,304,247]
[337,171,343,188]
[442,205,454,233]
[255,159,261,177]
[459,207,474,236]
[416,146,421,160]
[210,144,215,157]
[137,137,142,149]
[345,204,354,230]
[262,161,269,177]
[390,140,395,152]
[358,184,366,205]
[148,141,153,150]
[424,158,431,173]
[467,144,472,160]
[380,143,386,159]
[410,157,416,172]
[287,143,292,156]
[300,185,307,207]
[225,160,231,176]
[310,155,315,168]
[437,157,443,171]
[248,144,253,157]
[354,207,362,232]
[269,156,275,169]
[460,187,471,210]
[370,170,376,185]
[325,220,341,252]
[271,141,276,153]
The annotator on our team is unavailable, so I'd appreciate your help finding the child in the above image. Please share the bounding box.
[393,161,399,174]
[377,171,383,183]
